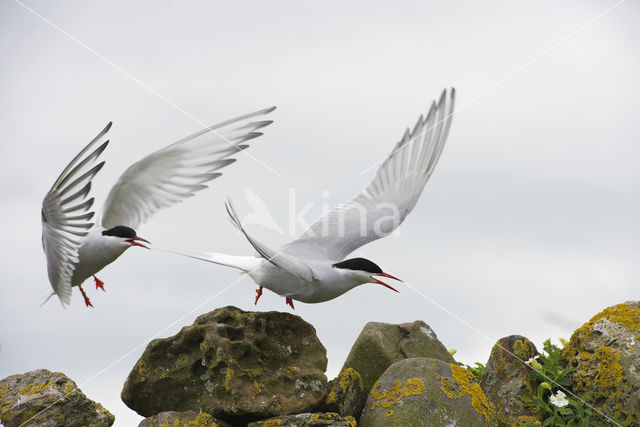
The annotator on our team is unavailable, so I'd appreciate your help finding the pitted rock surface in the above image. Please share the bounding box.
[121,306,328,424]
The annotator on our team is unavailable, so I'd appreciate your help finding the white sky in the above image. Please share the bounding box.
[1,1,639,425]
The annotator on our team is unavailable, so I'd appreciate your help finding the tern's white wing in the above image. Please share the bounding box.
[41,123,111,305]
[100,107,276,230]
[225,199,315,282]
[281,89,455,261]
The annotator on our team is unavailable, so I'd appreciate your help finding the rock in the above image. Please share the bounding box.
[479,335,541,425]
[138,410,230,426]
[247,412,356,426]
[122,306,328,424]
[0,369,114,427]
[341,320,454,395]
[359,357,495,426]
[561,301,640,425]
[320,368,367,419]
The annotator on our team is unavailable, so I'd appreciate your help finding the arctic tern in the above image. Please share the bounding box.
[41,107,275,307]
[170,89,455,308]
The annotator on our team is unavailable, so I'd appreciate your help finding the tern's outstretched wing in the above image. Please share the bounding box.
[225,199,316,282]
[281,89,455,261]
[100,107,276,230]
[41,123,111,305]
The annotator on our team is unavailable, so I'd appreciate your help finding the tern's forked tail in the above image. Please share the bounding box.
[152,247,261,273]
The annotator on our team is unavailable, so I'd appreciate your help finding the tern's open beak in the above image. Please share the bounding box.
[126,236,151,249]
[370,272,403,293]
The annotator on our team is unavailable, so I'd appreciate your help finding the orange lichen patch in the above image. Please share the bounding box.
[438,363,495,425]
[369,377,426,410]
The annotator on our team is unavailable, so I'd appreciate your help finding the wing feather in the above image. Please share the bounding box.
[226,199,315,282]
[100,107,275,229]
[41,123,111,305]
[281,89,455,261]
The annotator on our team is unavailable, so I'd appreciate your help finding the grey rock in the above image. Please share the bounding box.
[359,357,495,426]
[0,369,114,427]
[138,410,230,426]
[341,320,454,395]
[248,412,356,426]
[122,306,328,424]
[479,335,540,425]
[320,368,367,419]
[561,301,640,426]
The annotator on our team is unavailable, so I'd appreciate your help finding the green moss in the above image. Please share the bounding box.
[369,377,425,409]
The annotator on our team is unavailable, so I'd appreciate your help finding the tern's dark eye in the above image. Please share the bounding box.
[332,258,383,274]
[102,225,137,239]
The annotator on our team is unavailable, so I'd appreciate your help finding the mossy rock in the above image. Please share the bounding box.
[341,320,454,396]
[121,306,328,424]
[479,335,541,426]
[561,301,640,425]
[138,410,230,426]
[319,368,367,419]
[0,369,114,427]
[247,412,356,426]
[359,357,495,426]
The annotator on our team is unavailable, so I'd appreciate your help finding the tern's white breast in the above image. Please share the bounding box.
[71,227,129,286]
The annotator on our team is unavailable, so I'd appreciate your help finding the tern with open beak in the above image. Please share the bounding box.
[41,107,275,307]
[169,89,455,309]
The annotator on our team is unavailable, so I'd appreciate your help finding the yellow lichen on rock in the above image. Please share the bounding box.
[327,368,362,404]
[189,412,218,426]
[18,380,56,396]
[369,377,426,409]
[224,367,234,393]
[439,363,495,425]
[262,419,282,427]
[572,346,623,400]
[563,303,640,360]
[512,338,536,361]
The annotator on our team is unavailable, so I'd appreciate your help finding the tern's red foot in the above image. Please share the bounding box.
[79,285,93,308]
[254,286,263,305]
[93,275,105,291]
[286,297,295,309]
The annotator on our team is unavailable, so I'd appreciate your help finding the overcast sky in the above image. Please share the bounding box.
[1,1,639,425]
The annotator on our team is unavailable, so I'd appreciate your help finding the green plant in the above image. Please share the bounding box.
[460,361,485,383]
[521,339,628,427]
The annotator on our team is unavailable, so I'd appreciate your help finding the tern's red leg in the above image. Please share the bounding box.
[286,297,295,309]
[254,286,263,305]
[79,285,93,308]
[93,275,105,291]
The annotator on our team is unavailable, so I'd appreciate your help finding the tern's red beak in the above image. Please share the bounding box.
[126,236,151,249]
[370,272,403,293]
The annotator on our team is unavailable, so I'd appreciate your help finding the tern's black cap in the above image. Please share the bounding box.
[102,225,136,239]
[332,257,383,274]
